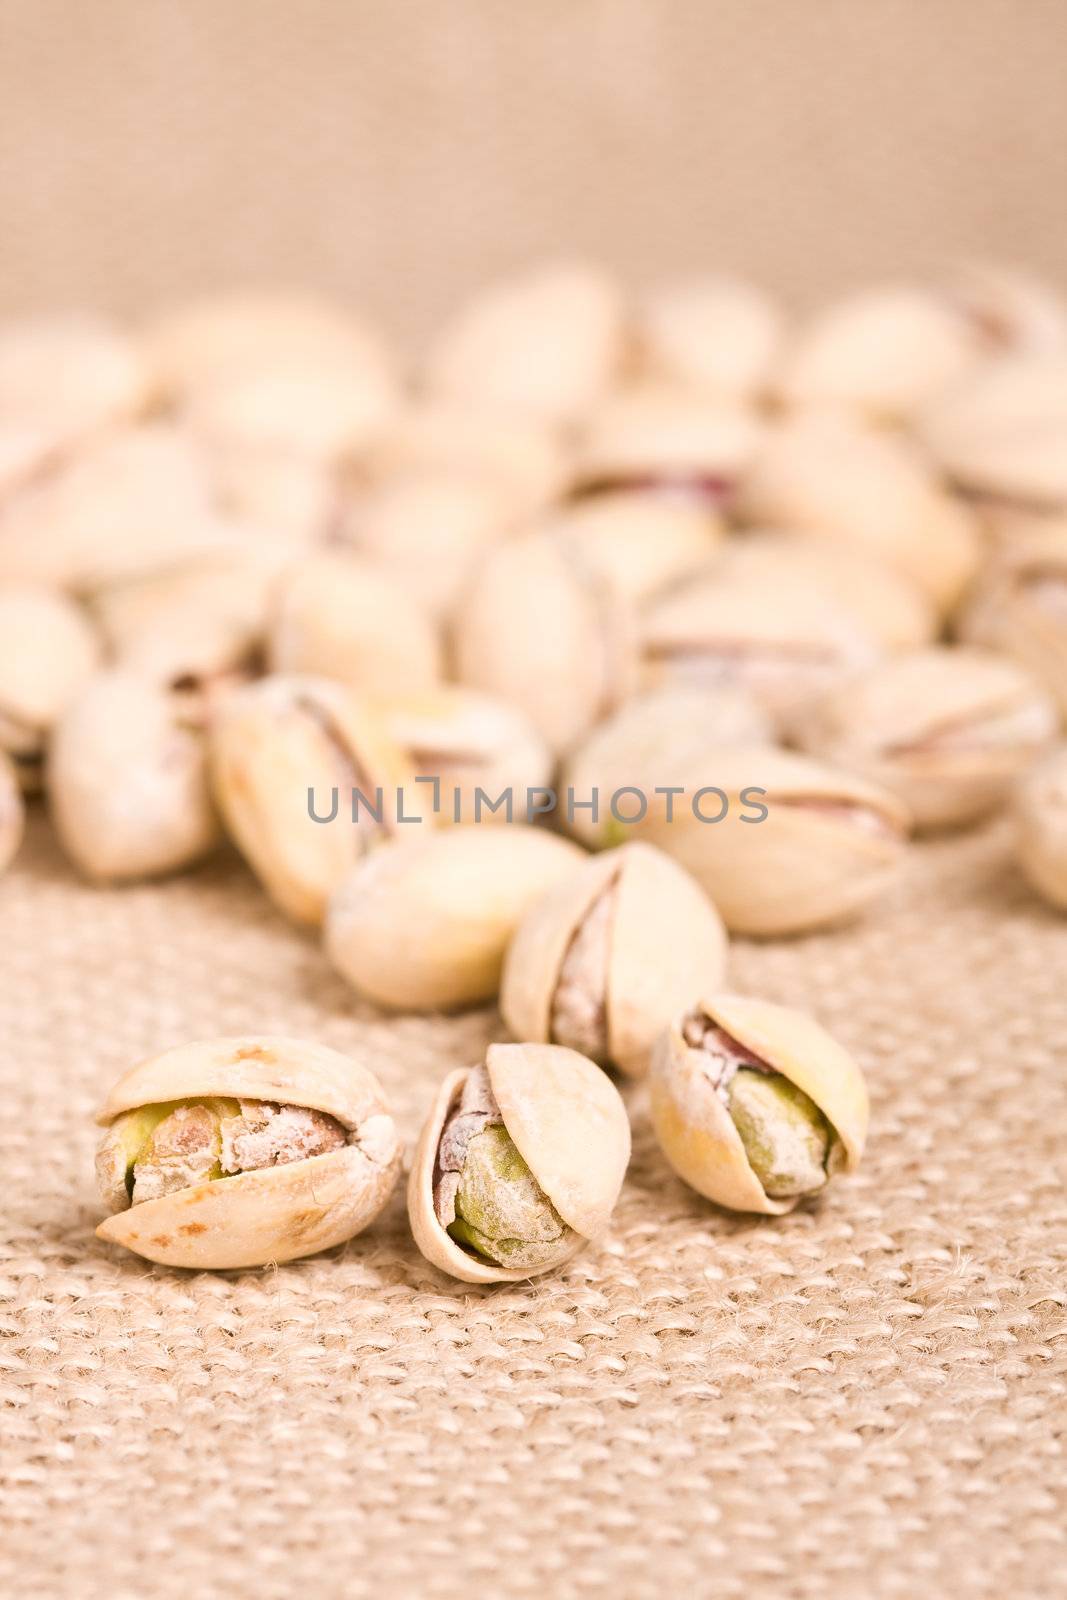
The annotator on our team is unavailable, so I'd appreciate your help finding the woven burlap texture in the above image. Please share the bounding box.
[2,812,1066,1600]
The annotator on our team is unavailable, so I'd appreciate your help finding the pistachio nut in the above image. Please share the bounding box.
[919,354,1067,508]
[634,278,784,400]
[408,1042,630,1282]
[454,529,630,755]
[325,825,584,1011]
[1015,746,1067,911]
[571,387,765,507]
[421,260,625,428]
[737,413,981,613]
[377,686,552,825]
[650,994,868,1214]
[0,583,101,791]
[268,551,443,697]
[946,263,1067,359]
[48,670,219,881]
[501,842,728,1076]
[958,524,1067,716]
[791,646,1059,832]
[639,567,882,724]
[0,312,148,454]
[210,444,339,542]
[774,283,979,421]
[544,491,722,609]
[0,749,24,875]
[0,424,222,592]
[210,674,428,925]
[340,471,513,624]
[185,363,396,467]
[95,1035,401,1269]
[629,744,909,936]
[713,532,937,652]
[561,685,774,849]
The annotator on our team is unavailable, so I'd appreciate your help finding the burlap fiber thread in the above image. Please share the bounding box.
[2,4,1067,1597]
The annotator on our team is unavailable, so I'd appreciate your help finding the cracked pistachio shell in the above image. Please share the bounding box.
[791,647,1059,832]
[454,530,629,755]
[572,388,766,500]
[269,551,442,697]
[0,749,24,874]
[650,994,868,1215]
[562,686,774,849]
[377,686,552,825]
[1015,746,1067,911]
[714,532,937,652]
[49,671,219,881]
[0,583,101,790]
[640,568,882,724]
[0,424,222,593]
[210,673,428,925]
[958,525,1067,716]
[919,355,1067,506]
[95,1035,401,1269]
[635,278,784,400]
[422,261,625,428]
[501,842,728,1076]
[774,283,979,421]
[325,825,584,1010]
[737,414,980,613]
[408,1042,631,1283]
[544,492,722,608]
[635,744,909,936]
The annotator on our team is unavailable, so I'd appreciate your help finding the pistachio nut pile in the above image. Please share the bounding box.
[0,263,1065,1274]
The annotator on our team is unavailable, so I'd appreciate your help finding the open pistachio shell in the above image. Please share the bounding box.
[650,994,868,1215]
[501,843,728,1076]
[95,1036,401,1269]
[210,674,430,926]
[407,1042,631,1283]
[919,354,1067,506]
[545,492,722,609]
[325,825,584,1011]
[572,388,766,501]
[0,748,24,874]
[958,524,1067,717]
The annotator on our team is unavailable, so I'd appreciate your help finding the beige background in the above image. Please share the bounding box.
[0,0,1066,339]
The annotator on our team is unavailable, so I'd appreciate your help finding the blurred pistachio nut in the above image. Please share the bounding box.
[455,530,630,755]
[186,363,396,466]
[367,402,568,519]
[0,312,148,449]
[637,745,909,936]
[408,1043,630,1282]
[95,1035,401,1269]
[0,749,24,875]
[0,583,101,790]
[422,260,625,428]
[48,671,219,882]
[791,647,1059,831]
[561,686,774,850]
[269,551,442,697]
[919,355,1067,507]
[651,994,868,1214]
[210,674,428,925]
[501,842,727,1076]
[377,686,552,825]
[325,825,584,1011]
[946,263,1067,359]
[635,278,784,400]
[1015,746,1067,911]
[544,492,722,609]
[572,388,765,506]
[957,524,1067,716]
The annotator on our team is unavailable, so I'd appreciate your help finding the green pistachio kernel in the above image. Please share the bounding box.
[728,1068,832,1200]
[448,1122,576,1270]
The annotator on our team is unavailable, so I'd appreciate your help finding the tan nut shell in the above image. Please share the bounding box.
[958,524,1067,717]
[368,402,567,519]
[407,1042,631,1283]
[546,492,722,608]
[0,583,101,785]
[919,354,1067,505]
[0,313,148,444]
[95,1035,401,1270]
[325,825,584,1011]
[635,278,784,400]
[1015,746,1067,911]
[210,674,428,926]
[0,749,25,874]
[651,994,868,1215]
[501,842,728,1076]
[575,388,766,487]
[638,744,909,936]
[791,647,1059,831]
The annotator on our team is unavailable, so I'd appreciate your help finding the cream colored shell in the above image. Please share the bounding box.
[95,1035,401,1270]
[324,825,585,1011]
[650,994,868,1215]
[791,647,1059,831]
[501,843,728,1076]
[635,278,784,400]
[1015,746,1067,911]
[545,493,722,609]
[957,524,1067,717]
[919,354,1067,505]
[0,312,148,445]
[407,1042,631,1283]
[209,674,428,926]
[0,749,24,875]
[0,583,101,787]
[574,388,766,489]
[367,402,567,519]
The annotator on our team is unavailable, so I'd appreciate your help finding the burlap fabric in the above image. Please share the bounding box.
[3,3,1067,1597]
